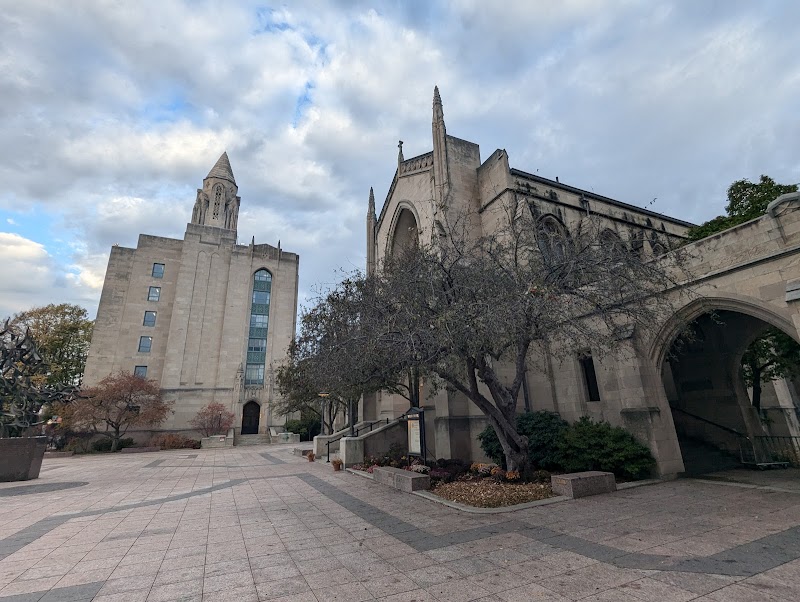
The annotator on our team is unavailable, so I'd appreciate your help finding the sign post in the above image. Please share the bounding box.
[405,407,426,465]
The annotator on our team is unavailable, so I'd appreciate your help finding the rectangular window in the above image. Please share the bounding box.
[138,336,152,353]
[134,365,147,378]
[580,354,601,402]
[252,290,270,305]
[152,263,165,278]
[245,363,265,385]
[143,311,156,327]
[250,314,268,328]
[248,338,267,353]
[148,286,161,302]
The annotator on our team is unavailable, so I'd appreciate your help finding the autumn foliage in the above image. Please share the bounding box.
[189,402,235,437]
[61,371,172,451]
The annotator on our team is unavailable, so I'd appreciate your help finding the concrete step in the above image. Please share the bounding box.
[234,434,270,446]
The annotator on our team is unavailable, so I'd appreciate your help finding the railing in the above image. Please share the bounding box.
[325,419,390,462]
[753,436,800,467]
[670,406,746,438]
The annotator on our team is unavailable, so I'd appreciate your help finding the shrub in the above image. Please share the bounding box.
[151,433,201,450]
[557,417,655,480]
[190,402,235,437]
[91,437,135,452]
[478,411,568,470]
[283,415,321,441]
[65,436,93,454]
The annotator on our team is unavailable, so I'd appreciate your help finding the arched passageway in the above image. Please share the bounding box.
[241,400,260,435]
[661,309,800,474]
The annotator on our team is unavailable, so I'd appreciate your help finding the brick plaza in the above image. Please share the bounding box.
[2,445,800,601]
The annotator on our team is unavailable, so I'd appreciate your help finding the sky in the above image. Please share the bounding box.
[1,0,799,319]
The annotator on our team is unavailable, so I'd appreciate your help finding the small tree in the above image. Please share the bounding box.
[61,371,172,451]
[11,304,93,387]
[190,402,235,437]
[740,327,800,410]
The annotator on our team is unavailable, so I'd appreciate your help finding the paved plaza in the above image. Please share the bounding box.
[2,446,800,601]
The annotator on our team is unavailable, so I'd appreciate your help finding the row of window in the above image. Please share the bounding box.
[245,269,272,385]
[133,264,164,378]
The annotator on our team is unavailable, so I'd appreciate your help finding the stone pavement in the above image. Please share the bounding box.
[2,447,800,601]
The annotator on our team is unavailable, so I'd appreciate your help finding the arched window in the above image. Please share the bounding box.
[213,185,222,220]
[245,269,272,386]
[651,241,667,256]
[537,216,567,264]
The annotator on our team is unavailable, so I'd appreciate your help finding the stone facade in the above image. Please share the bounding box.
[365,88,800,477]
[84,153,299,436]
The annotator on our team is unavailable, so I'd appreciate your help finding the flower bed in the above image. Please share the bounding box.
[431,476,554,508]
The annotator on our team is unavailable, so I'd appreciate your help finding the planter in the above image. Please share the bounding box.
[307,452,316,462]
[332,460,343,471]
[0,437,47,482]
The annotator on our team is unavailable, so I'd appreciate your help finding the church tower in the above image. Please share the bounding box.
[191,152,241,233]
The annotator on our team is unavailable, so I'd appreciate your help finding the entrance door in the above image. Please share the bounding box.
[241,401,260,435]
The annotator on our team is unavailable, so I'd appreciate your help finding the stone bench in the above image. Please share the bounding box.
[372,466,430,493]
[550,471,616,499]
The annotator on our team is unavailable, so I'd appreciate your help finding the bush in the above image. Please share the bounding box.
[476,413,655,481]
[557,417,655,480]
[283,415,321,441]
[65,435,93,454]
[190,402,235,437]
[478,411,568,470]
[151,433,201,450]
[91,437,135,452]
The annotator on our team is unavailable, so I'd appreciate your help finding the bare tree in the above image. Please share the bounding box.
[60,372,172,451]
[190,402,235,437]
[296,203,688,475]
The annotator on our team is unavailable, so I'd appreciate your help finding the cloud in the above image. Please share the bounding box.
[0,232,97,318]
[0,0,798,321]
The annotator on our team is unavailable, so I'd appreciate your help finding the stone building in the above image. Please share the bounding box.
[84,153,299,437]
[361,88,800,477]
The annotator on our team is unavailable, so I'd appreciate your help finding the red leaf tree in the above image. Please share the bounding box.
[61,371,172,451]
[190,402,235,437]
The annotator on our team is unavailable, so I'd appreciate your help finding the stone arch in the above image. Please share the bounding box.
[649,294,799,368]
[241,400,260,435]
[387,201,420,257]
[652,295,800,474]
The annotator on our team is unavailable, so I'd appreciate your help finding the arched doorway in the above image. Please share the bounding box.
[660,308,800,474]
[241,401,260,435]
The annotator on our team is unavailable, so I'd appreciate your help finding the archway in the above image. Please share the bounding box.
[660,308,800,474]
[241,401,260,435]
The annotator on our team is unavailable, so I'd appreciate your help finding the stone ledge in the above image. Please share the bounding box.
[44,451,74,458]
[120,446,161,454]
[373,466,430,492]
[551,471,616,499]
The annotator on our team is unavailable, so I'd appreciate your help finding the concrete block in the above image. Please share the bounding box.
[550,471,616,499]
[372,466,430,492]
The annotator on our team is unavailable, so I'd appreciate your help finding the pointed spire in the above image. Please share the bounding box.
[368,187,375,215]
[433,85,444,123]
[206,151,236,185]
[397,141,404,165]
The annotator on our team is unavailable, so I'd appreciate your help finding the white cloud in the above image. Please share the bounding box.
[0,0,798,319]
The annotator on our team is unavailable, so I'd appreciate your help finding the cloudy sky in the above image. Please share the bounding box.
[1,0,798,319]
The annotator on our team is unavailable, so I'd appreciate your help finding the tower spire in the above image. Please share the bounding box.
[432,86,449,207]
[433,85,444,124]
[191,152,240,233]
[206,151,236,185]
[366,187,377,276]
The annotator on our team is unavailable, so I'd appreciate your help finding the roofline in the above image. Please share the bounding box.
[509,168,696,228]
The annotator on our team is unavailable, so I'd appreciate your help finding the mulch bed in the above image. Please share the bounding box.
[431,477,554,508]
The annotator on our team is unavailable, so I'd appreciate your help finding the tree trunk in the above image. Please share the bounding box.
[110,427,121,452]
[487,411,530,475]
[749,359,762,411]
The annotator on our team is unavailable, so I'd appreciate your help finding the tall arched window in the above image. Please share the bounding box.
[213,185,222,220]
[537,216,567,264]
[245,269,272,385]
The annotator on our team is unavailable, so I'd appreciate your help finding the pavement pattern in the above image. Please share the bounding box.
[2,445,800,601]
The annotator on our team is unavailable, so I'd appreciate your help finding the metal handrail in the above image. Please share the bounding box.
[670,406,747,438]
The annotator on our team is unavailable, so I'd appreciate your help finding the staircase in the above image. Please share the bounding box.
[678,437,741,476]
[234,433,270,446]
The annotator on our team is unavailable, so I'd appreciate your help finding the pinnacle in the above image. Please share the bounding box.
[206,151,236,185]
[368,187,375,213]
[433,85,441,105]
